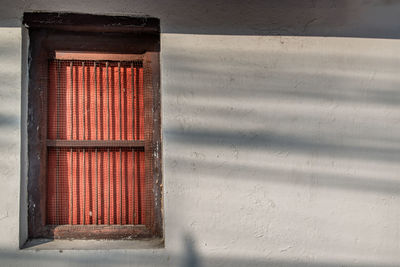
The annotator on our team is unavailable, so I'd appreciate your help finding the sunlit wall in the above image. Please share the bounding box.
[1,1,400,266]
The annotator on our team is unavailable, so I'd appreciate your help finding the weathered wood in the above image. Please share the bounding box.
[45,225,152,239]
[23,12,160,34]
[55,51,144,61]
[149,52,163,238]
[47,140,145,148]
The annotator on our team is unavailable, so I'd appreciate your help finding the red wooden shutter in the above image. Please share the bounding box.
[46,59,146,225]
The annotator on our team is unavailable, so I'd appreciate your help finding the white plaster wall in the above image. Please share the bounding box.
[162,34,400,266]
[0,1,400,266]
[0,27,21,250]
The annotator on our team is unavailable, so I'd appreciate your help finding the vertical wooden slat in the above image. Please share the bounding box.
[118,62,122,141]
[108,149,111,224]
[70,61,73,225]
[135,67,141,224]
[118,62,122,224]
[82,61,86,141]
[82,61,86,225]
[131,62,135,140]
[94,61,98,225]
[106,61,111,225]
[131,62,137,224]
[135,67,140,141]
[106,62,110,141]
[56,61,60,225]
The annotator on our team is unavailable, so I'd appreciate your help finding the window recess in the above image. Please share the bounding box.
[24,13,161,241]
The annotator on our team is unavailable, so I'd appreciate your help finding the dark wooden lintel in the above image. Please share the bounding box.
[23,12,160,34]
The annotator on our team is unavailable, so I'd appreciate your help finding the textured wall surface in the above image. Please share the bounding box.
[0,27,21,251]
[1,1,400,266]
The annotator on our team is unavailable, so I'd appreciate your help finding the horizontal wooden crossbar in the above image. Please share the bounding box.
[55,51,144,61]
[47,140,145,148]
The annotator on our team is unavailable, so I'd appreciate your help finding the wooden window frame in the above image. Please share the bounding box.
[23,13,162,240]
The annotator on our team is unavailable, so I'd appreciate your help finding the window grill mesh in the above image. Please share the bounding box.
[46,59,146,225]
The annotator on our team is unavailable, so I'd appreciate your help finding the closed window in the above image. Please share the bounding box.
[24,13,162,240]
